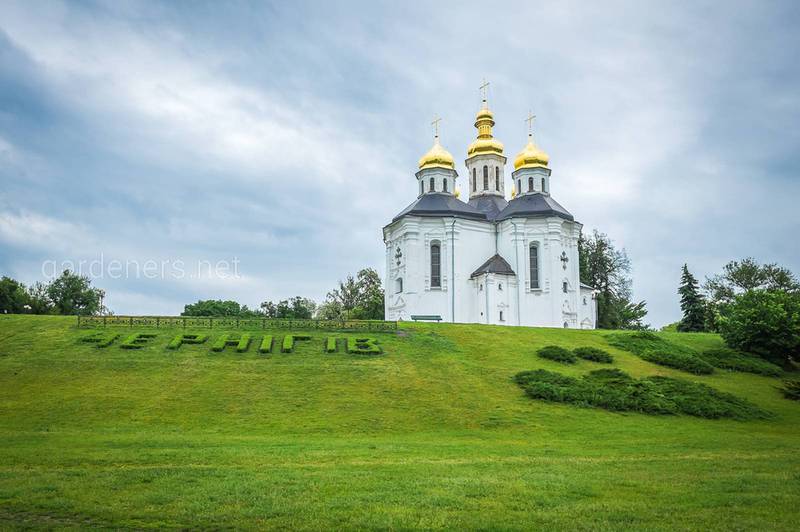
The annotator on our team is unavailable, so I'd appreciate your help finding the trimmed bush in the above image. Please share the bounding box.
[780,380,800,401]
[514,368,769,420]
[258,335,273,354]
[326,337,338,353]
[573,346,613,363]
[211,334,252,353]
[119,333,157,349]
[639,350,714,375]
[537,345,577,364]
[80,332,119,348]
[700,347,782,377]
[347,337,382,355]
[281,335,311,353]
[166,333,208,350]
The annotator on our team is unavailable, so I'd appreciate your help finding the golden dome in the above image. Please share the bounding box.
[514,134,550,170]
[418,137,455,170]
[467,102,504,157]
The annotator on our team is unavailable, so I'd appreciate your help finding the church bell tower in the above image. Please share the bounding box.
[465,81,507,201]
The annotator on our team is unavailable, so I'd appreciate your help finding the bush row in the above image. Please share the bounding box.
[537,346,614,365]
[514,368,769,420]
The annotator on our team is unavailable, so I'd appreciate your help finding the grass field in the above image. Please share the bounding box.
[1,315,799,529]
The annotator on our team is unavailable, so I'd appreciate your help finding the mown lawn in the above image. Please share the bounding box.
[0,315,798,529]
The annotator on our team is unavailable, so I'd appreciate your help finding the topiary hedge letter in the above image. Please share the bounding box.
[258,335,273,354]
[211,334,252,353]
[120,333,157,349]
[281,335,311,353]
[167,333,209,350]
[347,337,381,355]
[80,332,120,348]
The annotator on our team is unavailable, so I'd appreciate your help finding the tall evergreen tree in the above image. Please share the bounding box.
[677,264,706,332]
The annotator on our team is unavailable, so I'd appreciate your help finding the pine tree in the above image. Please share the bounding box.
[677,264,706,332]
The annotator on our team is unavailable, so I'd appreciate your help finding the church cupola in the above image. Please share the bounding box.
[415,117,458,197]
[512,112,552,197]
[466,81,507,201]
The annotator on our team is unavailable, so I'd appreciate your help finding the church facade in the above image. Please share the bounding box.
[382,95,597,328]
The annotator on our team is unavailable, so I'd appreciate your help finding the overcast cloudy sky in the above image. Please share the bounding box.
[1,0,799,326]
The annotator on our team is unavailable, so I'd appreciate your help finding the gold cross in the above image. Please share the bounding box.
[479,78,490,102]
[431,115,442,138]
[525,110,536,134]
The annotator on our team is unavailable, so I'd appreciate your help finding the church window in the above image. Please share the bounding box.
[430,242,441,288]
[495,167,500,190]
[396,278,403,293]
[498,282,503,291]
[429,177,435,192]
[483,166,488,190]
[517,179,521,194]
[443,178,448,192]
[564,322,569,328]
[420,181,424,196]
[583,297,587,305]
[542,178,547,193]
[499,310,504,322]
[529,244,539,289]
[528,177,533,192]
[472,169,476,192]
[563,281,568,293]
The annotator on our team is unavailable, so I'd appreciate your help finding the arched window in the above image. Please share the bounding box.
[420,181,424,196]
[517,179,521,195]
[495,175,500,191]
[498,282,503,291]
[563,281,568,293]
[542,178,546,193]
[499,310,504,322]
[529,243,539,289]
[395,278,403,293]
[563,322,569,329]
[443,178,448,192]
[429,177,435,192]
[528,177,533,192]
[430,242,441,288]
[483,166,488,190]
[472,172,476,192]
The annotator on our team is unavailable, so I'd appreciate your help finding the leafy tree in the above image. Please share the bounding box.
[718,289,800,369]
[579,230,648,329]
[182,299,256,317]
[677,264,706,332]
[260,297,316,319]
[27,281,53,314]
[46,270,105,316]
[326,274,359,319]
[315,299,344,320]
[0,276,29,313]
[352,268,384,320]
[705,257,800,304]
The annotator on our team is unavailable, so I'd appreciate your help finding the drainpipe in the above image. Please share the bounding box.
[511,220,521,326]
[450,218,456,323]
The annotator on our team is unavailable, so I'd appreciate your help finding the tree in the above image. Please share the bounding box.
[704,257,800,304]
[352,268,384,320]
[718,289,800,369]
[46,270,105,316]
[677,264,706,332]
[181,299,258,317]
[0,276,29,313]
[315,299,344,320]
[259,297,316,318]
[27,281,52,314]
[326,275,359,319]
[579,230,648,329]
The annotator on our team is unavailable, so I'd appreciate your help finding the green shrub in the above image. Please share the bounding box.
[258,335,273,354]
[211,334,252,353]
[639,350,714,375]
[700,347,782,377]
[281,335,311,353]
[80,332,119,348]
[573,346,613,363]
[537,345,577,364]
[167,333,208,350]
[607,331,680,356]
[347,337,381,355]
[119,333,157,349]
[326,337,338,353]
[514,368,769,420]
[780,380,800,401]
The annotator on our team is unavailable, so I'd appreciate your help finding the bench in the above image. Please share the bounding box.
[410,315,442,322]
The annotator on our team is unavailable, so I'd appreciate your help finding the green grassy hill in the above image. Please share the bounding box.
[1,315,798,529]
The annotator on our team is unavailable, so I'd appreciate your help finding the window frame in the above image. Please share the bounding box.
[430,241,441,289]
[529,243,540,290]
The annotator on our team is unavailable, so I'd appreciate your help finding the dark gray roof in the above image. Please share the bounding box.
[495,193,574,221]
[467,195,509,220]
[391,193,487,222]
[470,254,516,278]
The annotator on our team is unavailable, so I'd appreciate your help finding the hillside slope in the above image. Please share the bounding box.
[0,315,798,529]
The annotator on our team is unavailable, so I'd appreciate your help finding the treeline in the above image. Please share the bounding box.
[673,258,799,369]
[0,270,105,316]
[181,267,385,321]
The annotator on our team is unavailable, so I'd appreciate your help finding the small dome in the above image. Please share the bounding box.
[467,137,505,157]
[514,136,550,170]
[418,138,455,170]
[468,104,504,157]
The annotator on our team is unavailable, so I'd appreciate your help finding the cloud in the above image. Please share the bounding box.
[0,0,798,326]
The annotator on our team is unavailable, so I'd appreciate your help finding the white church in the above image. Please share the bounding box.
[382,91,597,328]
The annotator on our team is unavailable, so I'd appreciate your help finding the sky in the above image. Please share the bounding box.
[1,0,799,327]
